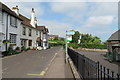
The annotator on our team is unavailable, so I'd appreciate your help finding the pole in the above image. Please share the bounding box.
[65,31,68,64]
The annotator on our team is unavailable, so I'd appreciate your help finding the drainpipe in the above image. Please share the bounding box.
[5,14,8,51]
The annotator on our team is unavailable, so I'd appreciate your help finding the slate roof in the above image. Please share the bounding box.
[0,2,22,20]
[37,26,49,33]
[19,14,34,28]
[108,29,120,41]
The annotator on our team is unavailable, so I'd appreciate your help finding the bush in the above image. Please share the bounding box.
[68,43,79,49]
[27,47,30,50]
[15,47,20,51]
[79,43,107,49]
[2,51,8,56]
[7,46,16,55]
[49,42,64,47]
[21,46,26,51]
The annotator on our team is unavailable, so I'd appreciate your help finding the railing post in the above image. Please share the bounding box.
[97,61,100,80]
[117,74,119,80]
[107,68,109,80]
[111,71,114,80]
[103,66,106,80]
[100,65,102,80]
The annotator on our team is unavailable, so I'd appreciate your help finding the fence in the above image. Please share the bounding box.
[68,48,120,80]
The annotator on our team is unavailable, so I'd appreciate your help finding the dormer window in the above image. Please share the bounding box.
[10,16,17,27]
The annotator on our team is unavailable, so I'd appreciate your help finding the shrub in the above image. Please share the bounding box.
[8,46,15,55]
[79,43,107,49]
[15,47,20,51]
[27,47,30,50]
[21,46,26,51]
[2,51,8,56]
[68,43,79,49]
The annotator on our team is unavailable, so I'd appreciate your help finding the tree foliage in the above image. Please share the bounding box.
[81,34,101,44]
[72,31,80,43]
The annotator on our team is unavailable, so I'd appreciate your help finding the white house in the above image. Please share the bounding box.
[37,26,49,49]
[12,6,42,49]
[0,3,22,52]
[12,6,49,50]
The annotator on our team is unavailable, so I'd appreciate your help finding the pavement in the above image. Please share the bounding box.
[2,46,74,79]
[43,47,74,78]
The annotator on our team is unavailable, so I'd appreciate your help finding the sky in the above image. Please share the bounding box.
[1,1,118,42]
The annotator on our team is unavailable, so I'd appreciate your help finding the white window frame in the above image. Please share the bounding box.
[22,26,26,35]
[10,34,17,44]
[10,16,17,27]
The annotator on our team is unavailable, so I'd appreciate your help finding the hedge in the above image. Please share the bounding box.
[49,42,64,47]
[79,43,107,49]
[68,43,107,49]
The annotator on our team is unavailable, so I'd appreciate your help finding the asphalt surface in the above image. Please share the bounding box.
[76,50,120,75]
[2,46,62,78]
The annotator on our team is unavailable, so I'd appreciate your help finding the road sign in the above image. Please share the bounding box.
[66,31,75,35]
[67,36,72,41]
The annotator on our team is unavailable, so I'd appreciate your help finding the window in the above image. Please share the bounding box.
[29,29,32,36]
[10,16,17,27]
[2,12,4,24]
[22,27,26,35]
[28,40,32,46]
[10,34,17,44]
[36,31,38,35]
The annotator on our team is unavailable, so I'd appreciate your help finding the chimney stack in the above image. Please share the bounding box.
[12,5,19,15]
[30,8,36,28]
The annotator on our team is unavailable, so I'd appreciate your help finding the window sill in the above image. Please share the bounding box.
[9,44,16,46]
[10,24,17,28]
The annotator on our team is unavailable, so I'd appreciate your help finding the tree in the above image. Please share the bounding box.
[72,31,80,43]
[81,34,101,44]
[54,36,59,40]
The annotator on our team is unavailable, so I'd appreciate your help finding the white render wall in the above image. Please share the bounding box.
[20,24,41,48]
[0,12,21,52]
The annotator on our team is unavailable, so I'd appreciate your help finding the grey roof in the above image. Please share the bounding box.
[108,29,120,41]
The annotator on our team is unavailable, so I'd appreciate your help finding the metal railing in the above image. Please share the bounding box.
[68,48,120,80]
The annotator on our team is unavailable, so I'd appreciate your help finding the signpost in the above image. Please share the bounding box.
[65,30,75,63]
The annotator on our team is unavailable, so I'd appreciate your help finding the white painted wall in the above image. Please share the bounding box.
[20,24,41,49]
[0,12,21,52]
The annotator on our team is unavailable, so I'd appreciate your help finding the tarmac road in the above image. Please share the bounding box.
[2,46,62,78]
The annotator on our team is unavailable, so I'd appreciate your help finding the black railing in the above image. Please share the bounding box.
[68,48,120,80]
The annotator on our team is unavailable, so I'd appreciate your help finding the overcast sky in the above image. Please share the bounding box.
[1,1,118,42]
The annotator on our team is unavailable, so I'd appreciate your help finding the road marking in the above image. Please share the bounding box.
[27,74,41,76]
[40,71,45,76]
[27,52,58,77]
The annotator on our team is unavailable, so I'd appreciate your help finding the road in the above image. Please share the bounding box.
[76,50,120,75]
[2,46,62,78]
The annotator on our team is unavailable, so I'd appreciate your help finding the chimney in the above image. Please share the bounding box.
[35,17,37,27]
[12,5,19,15]
[30,8,36,28]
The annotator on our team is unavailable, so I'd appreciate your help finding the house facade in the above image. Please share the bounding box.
[0,3,49,52]
[37,26,49,49]
[107,29,120,61]
[12,6,49,50]
[0,3,22,52]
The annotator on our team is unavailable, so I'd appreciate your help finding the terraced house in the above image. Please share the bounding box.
[0,3,49,52]
[12,5,49,50]
[0,3,22,52]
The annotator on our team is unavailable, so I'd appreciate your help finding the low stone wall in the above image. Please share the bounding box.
[78,48,107,52]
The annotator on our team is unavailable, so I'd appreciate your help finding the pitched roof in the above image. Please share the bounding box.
[108,29,120,41]
[37,26,49,33]
[19,14,32,27]
[1,2,22,20]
